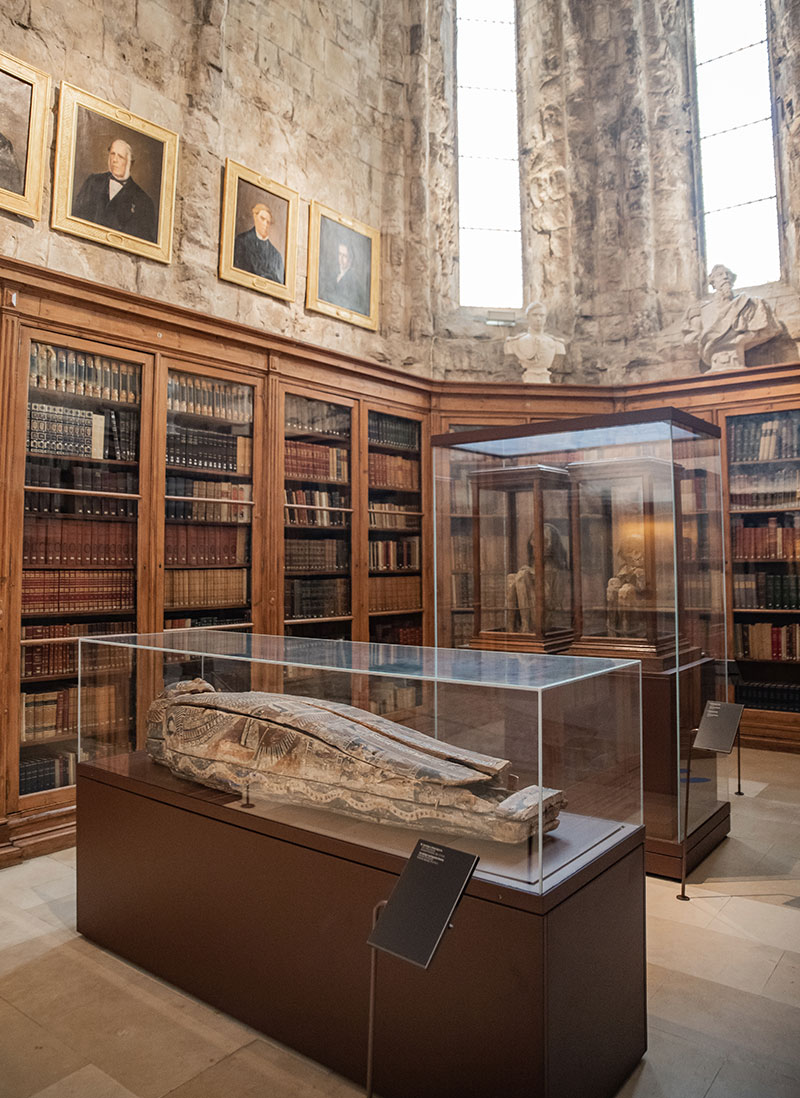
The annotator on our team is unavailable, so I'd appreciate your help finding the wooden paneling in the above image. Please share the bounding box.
[1,255,798,859]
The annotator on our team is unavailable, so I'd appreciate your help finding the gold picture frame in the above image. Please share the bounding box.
[306,201,379,331]
[52,83,178,264]
[0,51,51,221]
[219,158,298,302]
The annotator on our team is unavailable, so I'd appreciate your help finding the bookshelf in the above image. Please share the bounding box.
[162,368,256,691]
[20,336,144,795]
[282,391,354,702]
[725,409,800,737]
[677,458,726,659]
[365,409,424,715]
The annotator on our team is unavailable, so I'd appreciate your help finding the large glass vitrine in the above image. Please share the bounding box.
[76,631,645,1098]
[432,408,730,877]
[78,630,642,893]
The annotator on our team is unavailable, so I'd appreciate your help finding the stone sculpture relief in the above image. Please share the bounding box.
[506,523,569,633]
[147,680,567,844]
[505,301,567,383]
[606,533,647,637]
[682,264,781,372]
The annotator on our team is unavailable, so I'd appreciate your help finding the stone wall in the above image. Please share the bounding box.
[1,0,425,370]
[2,0,800,386]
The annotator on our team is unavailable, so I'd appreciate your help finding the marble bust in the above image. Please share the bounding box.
[682,264,780,372]
[505,301,567,383]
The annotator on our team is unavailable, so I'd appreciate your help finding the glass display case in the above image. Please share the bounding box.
[76,631,646,1098]
[432,408,730,877]
[77,630,642,895]
[469,463,572,650]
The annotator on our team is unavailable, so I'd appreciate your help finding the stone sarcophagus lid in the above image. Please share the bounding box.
[146,679,566,844]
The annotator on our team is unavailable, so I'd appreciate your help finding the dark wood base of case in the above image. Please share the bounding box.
[645,801,731,878]
[77,755,647,1098]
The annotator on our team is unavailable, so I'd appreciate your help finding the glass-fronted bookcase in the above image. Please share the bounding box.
[366,408,425,717]
[16,330,152,805]
[6,330,271,835]
[723,405,800,749]
[282,389,355,704]
[160,363,260,695]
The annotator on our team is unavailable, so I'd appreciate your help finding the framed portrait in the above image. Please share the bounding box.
[0,51,51,220]
[51,83,179,264]
[306,201,380,331]
[219,158,298,302]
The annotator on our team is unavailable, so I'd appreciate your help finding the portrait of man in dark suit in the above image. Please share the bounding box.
[233,201,285,284]
[219,163,296,301]
[72,136,158,243]
[53,87,177,262]
[318,217,371,318]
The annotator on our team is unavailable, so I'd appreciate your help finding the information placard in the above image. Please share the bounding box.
[694,700,744,755]
[367,840,479,969]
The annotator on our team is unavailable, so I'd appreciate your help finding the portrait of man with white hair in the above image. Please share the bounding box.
[72,135,158,243]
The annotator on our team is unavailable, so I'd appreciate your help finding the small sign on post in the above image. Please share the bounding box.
[365,840,479,1097]
[677,699,744,903]
[368,840,479,969]
[694,700,744,755]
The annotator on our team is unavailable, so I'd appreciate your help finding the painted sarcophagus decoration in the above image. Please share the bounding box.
[146,680,566,844]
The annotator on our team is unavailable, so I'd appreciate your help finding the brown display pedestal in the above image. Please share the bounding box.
[567,640,731,879]
[77,754,646,1098]
[636,663,731,878]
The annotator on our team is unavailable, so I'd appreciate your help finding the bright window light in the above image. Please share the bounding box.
[456,1,523,308]
[693,0,780,285]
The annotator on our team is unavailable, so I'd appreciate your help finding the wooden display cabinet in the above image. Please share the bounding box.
[432,416,530,650]
[469,464,573,653]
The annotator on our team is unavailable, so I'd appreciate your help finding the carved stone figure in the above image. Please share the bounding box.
[606,533,647,636]
[146,680,567,844]
[505,301,567,383]
[682,264,780,372]
[506,522,569,633]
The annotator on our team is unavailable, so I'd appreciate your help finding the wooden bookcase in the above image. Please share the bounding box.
[18,331,149,799]
[1,255,800,863]
[721,405,800,749]
[281,387,356,704]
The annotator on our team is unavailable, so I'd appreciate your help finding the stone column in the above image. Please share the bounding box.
[516,0,701,380]
[771,0,800,292]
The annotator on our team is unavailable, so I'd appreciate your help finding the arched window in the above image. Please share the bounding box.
[456,0,523,308]
[692,0,781,286]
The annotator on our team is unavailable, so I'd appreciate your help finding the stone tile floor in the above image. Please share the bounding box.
[0,747,798,1097]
